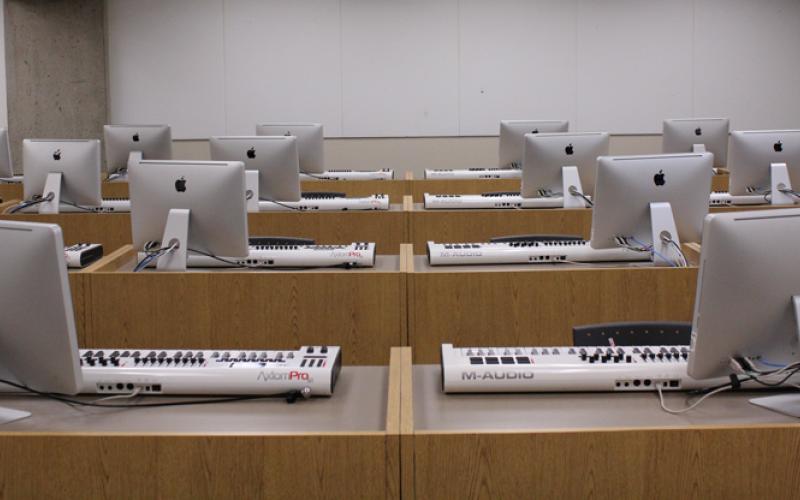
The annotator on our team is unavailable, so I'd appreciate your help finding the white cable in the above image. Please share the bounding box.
[656,384,731,414]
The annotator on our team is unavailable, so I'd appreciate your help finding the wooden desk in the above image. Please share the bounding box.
[80,246,409,365]
[0,183,22,203]
[0,352,406,499]
[711,172,728,192]
[411,363,800,499]
[0,203,408,256]
[407,255,698,364]
[0,201,133,251]
[407,200,592,254]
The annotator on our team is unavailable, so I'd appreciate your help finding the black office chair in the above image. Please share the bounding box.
[572,322,691,347]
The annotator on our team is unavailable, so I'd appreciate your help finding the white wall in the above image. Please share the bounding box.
[107,0,800,140]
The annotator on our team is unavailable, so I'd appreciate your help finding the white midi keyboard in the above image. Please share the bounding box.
[440,343,799,393]
[424,167,522,180]
[300,169,394,181]
[140,242,376,269]
[258,194,389,211]
[709,191,771,206]
[427,240,648,266]
[423,193,564,210]
[79,345,341,397]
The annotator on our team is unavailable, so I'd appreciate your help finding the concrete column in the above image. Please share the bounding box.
[4,0,106,172]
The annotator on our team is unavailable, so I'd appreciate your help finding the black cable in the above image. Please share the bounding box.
[301,171,328,180]
[60,201,97,212]
[187,248,357,270]
[259,199,302,211]
[0,378,295,408]
[9,193,55,214]
[567,186,594,207]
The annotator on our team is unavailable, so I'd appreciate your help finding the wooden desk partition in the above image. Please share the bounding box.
[0,183,22,203]
[0,203,133,253]
[0,353,407,499]
[410,364,800,499]
[407,255,698,364]
[81,245,409,365]
[0,204,408,256]
[406,199,592,254]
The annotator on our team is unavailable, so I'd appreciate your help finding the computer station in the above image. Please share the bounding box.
[0,1,799,498]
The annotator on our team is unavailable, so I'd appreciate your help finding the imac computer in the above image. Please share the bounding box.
[210,135,301,202]
[498,120,569,169]
[423,119,569,181]
[128,159,377,269]
[728,130,800,205]
[256,122,393,181]
[662,118,729,169]
[687,208,800,416]
[0,220,341,404]
[21,139,102,213]
[0,221,83,396]
[0,128,20,182]
[103,124,172,180]
[426,152,712,266]
[590,152,712,264]
[520,132,610,207]
[255,123,324,174]
[129,160,249,271]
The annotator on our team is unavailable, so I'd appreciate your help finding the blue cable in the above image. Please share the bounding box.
[630,236,676,267]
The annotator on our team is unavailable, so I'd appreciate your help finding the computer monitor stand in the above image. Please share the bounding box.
[0,406,31,424]
[108,151,142,182]
[649,201,681,267]
[155,208,189,271]
[770,162,795,205]
[245,170,260,213]
[561,166,587,208]
[749,295,800,418]
[39,172,62,214]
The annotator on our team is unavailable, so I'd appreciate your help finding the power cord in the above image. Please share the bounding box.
[133,241,179,272]
[567,186,594,207]
[187,248,357,270]
[0,378,307,407]
[259,199,302,211]
[9,193,55,214]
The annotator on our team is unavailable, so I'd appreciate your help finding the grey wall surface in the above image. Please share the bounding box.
[4,0,106,172]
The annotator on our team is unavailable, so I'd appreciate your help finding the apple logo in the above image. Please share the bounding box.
[694,127,702,136]
[175,176,187,193]
[654,170,666,186]
[132,133,140,142]
[52,149,62,161]
[565,143,574,155]
[530,128,539,134]
[774,141,784,153]
[247,147,256,159]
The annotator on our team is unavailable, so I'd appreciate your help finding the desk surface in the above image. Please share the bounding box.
[0,366,388,434]
[413,365,797,432]
[108,254,401,274]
